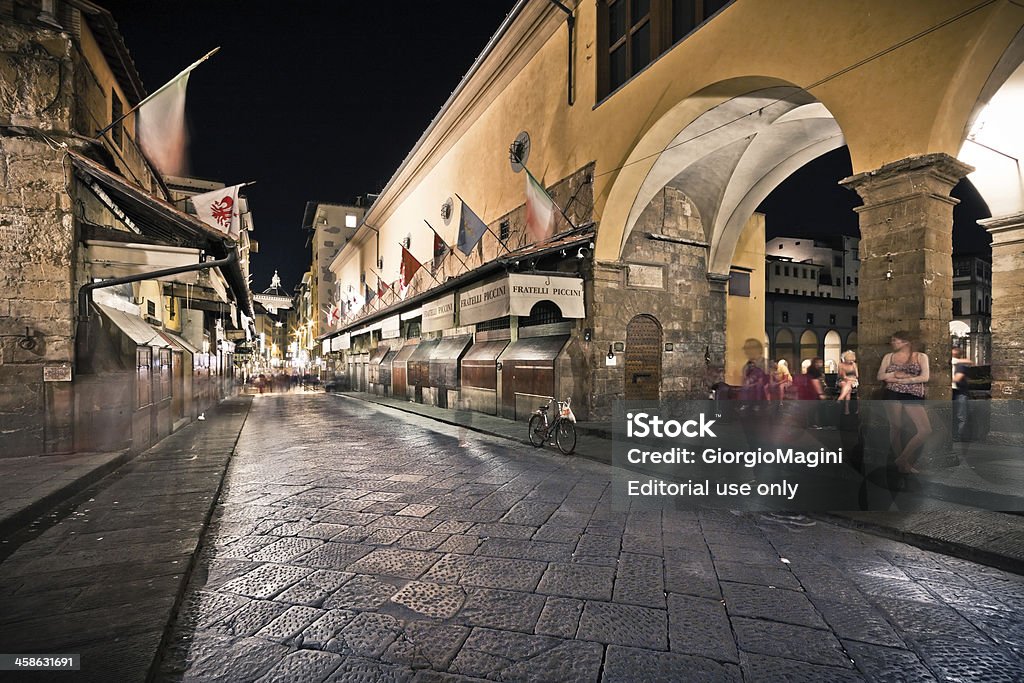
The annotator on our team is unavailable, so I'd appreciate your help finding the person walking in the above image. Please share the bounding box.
[877,331,931,473]
[951,347,971,441]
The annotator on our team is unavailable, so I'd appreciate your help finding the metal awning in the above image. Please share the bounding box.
[69,151,252,316]
[96,303,168,347]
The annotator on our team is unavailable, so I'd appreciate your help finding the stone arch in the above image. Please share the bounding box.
[824,329,843,371]
[597,77,849,268]
[799,329,818,364]
[774,328,796,367]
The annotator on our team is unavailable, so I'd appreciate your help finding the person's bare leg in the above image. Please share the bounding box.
[896,404,932,473]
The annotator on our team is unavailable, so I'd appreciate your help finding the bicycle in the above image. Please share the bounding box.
[528,397,577,454]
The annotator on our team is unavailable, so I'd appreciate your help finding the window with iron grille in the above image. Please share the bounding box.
[476,316,511,332]
[520,301,566,328]
[499,220,510,242]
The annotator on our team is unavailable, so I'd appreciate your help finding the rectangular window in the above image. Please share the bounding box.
[852,315,858,327]
[806,313,814,324]
[829,314,836,325]
[953,298,963,316]
[147,300,156,317]
[833,255,843,267]
[774,264,780,275]
[500,220,511,241]
[111,90,124,148]
[600,0,729,98]
[728,270,750,297]
[784,266,790,277]
[781,311,789,323]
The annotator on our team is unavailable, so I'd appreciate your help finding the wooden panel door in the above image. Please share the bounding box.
[625,315,662,401]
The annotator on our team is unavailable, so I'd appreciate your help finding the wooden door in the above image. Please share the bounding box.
[625,315,662,401]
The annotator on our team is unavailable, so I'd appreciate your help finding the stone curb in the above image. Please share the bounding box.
[821,511,1024,576]
[147,395,253,681]
[0,448,134,541]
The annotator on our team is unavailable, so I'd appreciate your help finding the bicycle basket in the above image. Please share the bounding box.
[559,402,576,423]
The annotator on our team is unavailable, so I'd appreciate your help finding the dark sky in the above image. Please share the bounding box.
[758,147,992,255]
[101,2,992,294]
[100,1,516,292]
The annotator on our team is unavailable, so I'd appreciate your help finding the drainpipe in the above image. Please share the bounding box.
[76,250,238,363]
[549,0,575,106]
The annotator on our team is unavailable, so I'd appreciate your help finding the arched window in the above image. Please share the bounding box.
[520,301,566,328]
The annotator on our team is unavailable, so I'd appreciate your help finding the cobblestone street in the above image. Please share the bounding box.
[160,393,1024,682]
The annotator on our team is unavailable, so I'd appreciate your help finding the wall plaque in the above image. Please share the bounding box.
[627,264,664,289]
[43,365,72,382]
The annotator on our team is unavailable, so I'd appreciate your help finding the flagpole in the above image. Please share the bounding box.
[454,193,513,256]
[424,220,469,274]
[522,166,577,232]
[94,47,221,139]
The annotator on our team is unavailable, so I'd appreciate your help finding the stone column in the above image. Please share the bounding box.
[841,153,973,400]
[980,212,1024,399]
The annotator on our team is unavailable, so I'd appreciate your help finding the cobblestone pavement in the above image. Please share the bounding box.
[159,393,1024,682]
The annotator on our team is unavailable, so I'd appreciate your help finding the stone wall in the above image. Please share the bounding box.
[0,22,77,455]
[587,186,725,420]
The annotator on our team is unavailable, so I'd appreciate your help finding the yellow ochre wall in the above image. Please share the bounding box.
[725,213,767,386]
[337,0,1022,295]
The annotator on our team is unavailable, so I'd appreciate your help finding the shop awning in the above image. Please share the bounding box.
[458,274,584,325]
[69,151,252,317]
[85,240,202,283]
[498,335,569,363]
[368,346,390,366]
[159,330,201,355]
[96,303,169,347]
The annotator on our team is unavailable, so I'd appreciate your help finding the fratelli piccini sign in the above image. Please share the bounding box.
[457,274,584,326]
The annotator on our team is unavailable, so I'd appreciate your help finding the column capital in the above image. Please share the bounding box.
[980,211,1024,247]
[706,272,730,294]
[839,153,974,207]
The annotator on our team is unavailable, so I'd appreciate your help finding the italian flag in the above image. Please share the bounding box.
[525,170,556,244]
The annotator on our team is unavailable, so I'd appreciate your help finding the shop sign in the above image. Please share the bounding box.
[381,315,401,339]
[459,279,510,326]
[422,294,456,332]
[508,274,584,318]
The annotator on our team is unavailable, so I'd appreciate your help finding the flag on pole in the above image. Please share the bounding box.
[525,170,556,244]
[457,200,489,255]
[137,72,190,177]
[400,245,422,290]
[377,277,387,299]
[190,184,244,239]
[365,282,375,306]
[433,231,450,270]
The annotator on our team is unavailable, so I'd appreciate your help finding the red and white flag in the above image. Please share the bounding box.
[525,170,556,244]
[191,184,244,239]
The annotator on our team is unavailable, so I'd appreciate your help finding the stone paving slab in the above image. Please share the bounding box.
[0,395,252,682]
[154,394,1024,682]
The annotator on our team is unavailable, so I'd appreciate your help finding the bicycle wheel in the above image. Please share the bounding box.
[528,414,546,448]
[555,420,577,454]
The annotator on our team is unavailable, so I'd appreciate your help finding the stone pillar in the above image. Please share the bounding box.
[980,212,1024,399]
[841,154,973,400]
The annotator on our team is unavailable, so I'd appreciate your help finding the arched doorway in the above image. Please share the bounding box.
[625,315,662,401]
[774,328,795,367]
[799,329,818,365]
[824,330,842,372]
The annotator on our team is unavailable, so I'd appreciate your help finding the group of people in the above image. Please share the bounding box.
[741,330,968,475]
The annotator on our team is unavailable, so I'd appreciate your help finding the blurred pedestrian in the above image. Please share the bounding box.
[836,350,859,414]
[951,347,971,441]
[877,331,931,473]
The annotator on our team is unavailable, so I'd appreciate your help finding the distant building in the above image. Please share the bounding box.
[766,236,860,299]
[252,271,292,371]
[952,254,992,365]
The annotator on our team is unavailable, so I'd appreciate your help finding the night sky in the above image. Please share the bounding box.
[99,2,992,294]
[100,1,516,292]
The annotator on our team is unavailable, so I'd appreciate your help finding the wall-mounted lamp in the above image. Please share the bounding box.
[583,328,592,342]
[607,344,614,360]
[885,258,894,281]
[17,326,37,351]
